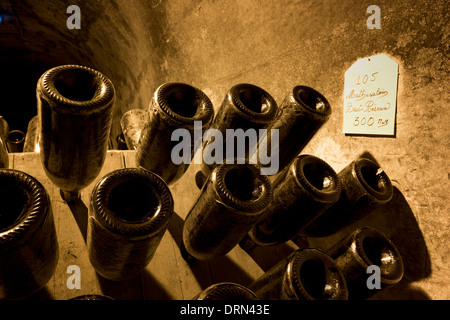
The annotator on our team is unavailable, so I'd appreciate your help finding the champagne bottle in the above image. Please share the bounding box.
[37,64,115,203]
[305,157,393,236]
[248,248,348,300]
[198,83,278,185]
[183,162,272,260]
[193,282,259,300]
[136,82,214,185]
[257,85,332,175]
[0,116,8,168]
[0,169,58,299]
[248,155,341,246]
[87,168,173,281]
[327,227,404,299]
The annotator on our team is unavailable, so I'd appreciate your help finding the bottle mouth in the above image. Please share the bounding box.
[165,84,201,118]
[230,84,277,122]
[7,130,25,144]
[107,178,161,223]
[53,68,102,102]
[292,249,348,300]
[292,85,331,116]
[156,82,214,125]
[237,86,270,114]
[294,155,341,202]
[224,166,264,202]
[92,168,173,237]
[299,260,342,299]
[0,177,30,233]
[354,158,393,201]
[39,65,115,111]
[0,169,48,249]
[197,282,259,300]
[214,162,272,213]
[355,228,404,284]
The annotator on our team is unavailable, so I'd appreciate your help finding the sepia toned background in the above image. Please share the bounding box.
[0,0,448,299]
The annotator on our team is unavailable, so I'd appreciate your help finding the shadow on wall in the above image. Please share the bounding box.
[302,185,432,300]
[365,187,432,300]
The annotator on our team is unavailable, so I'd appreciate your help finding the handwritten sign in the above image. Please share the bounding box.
[343,54,398,135]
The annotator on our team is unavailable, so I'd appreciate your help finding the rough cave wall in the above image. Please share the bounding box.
[151,0,449,299]
[0,0,448,298]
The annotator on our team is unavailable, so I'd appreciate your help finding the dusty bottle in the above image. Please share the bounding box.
[257,85,332,175]
[247,155,341,247]
[37,64,115,203]
[120,109,149,150]
[136,82,214,185]
[327,227,404,299]
[305,157,393,236]
[6,130,25,153]
[0,117,8,168]
[0,169,59,299]
[248,248,348,300]
[183,162,272,260]
[0,116,8,141]
[23,115,40,152]
[198,83,278,183]
[193,282,259,300]
[87,168,174,281]
[0,141,7,168]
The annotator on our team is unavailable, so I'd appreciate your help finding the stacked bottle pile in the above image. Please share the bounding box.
[0,64,404,300]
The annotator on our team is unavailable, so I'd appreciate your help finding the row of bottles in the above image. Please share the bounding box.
[0,64,404,300]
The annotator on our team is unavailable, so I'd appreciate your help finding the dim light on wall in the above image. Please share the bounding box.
[0,1,22,34]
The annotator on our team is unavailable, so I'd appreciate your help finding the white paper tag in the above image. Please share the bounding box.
[343,54,398,135]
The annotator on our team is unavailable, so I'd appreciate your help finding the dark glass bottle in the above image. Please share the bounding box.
[0,169,59,299]
[193,282,259,300]
[87,168,173,281]
[6,130,25,153]
[0,142,7,168]
[183,162,272,260]
[327,227,404,299]
[247,155,341,246]
[23,115,40,152]
[136,82,214,185]
[199,83,278,182]
[0,116,9,168]
[304,157,393,236]
[37,64,115,203]
[257,85,332,175]
[248,248,348,300]
[0,116,8,140]
[0,139,7,169]
[120,109,149,150]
